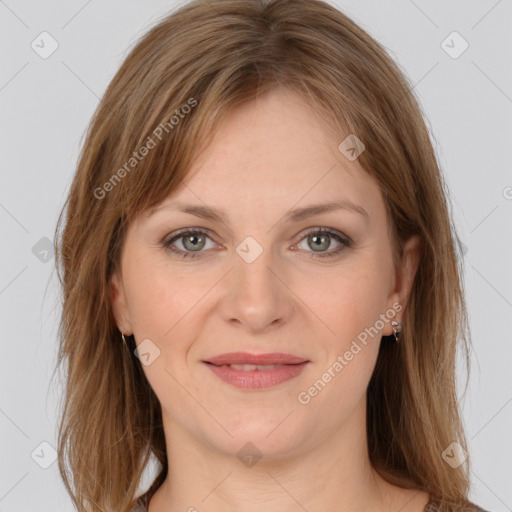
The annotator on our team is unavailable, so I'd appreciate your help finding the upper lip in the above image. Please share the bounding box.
[204,352,308,366]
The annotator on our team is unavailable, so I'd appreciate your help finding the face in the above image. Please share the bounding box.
[110,87,420,460]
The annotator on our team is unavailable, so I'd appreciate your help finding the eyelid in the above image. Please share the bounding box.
[162,227,223,253]
[162,226,352,259]
[163,226,218,242]
[163,226,350,244]
[294,226,351,245]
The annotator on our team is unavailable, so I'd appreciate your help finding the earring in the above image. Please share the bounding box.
[391,321,402,343]
[121,332,128,349]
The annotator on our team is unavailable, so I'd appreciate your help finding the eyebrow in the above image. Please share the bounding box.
[148,199,370,225]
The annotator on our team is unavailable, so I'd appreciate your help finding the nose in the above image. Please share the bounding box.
[217,241,294,334]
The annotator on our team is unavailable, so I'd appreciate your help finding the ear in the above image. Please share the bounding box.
[110,270,133,335]
[383,234,421,336]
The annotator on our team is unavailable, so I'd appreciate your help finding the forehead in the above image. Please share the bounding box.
[143,88,385,225]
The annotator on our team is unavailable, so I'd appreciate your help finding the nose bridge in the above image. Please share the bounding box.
[235,237,275,292]
[221,234,291,330]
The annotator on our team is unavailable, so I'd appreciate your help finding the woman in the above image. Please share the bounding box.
[52,0,491,511]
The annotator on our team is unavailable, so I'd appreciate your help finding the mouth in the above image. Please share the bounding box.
[204,352,308,366]
[202,352,309,389]
[214,363,284,371]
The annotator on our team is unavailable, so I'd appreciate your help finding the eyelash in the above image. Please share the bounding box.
[162,227,352,260]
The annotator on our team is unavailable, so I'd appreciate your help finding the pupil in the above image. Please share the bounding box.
[310,234,329,251]
[185,234,204,251]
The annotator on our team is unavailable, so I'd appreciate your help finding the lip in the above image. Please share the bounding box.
[204,352,308,365]
[203,352,309,390]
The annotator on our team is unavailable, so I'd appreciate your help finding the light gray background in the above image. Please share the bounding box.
[1,1,511,511]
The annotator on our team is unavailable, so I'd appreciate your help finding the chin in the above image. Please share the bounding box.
[206,414,309,461]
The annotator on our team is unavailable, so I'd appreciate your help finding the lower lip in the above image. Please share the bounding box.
[204,362,309,389]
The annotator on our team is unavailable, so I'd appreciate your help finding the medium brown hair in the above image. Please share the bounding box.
[52,0,473,510]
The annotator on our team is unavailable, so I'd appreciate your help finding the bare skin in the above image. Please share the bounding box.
[111,87,428,511]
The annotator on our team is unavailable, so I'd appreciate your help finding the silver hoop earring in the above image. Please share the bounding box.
[121,332,128,349]
[391,321,402,343]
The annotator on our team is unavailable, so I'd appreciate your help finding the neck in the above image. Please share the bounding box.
[148,399,399,512]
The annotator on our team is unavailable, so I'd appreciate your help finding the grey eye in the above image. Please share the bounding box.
[298,232,341,253]
[181,233,207,251]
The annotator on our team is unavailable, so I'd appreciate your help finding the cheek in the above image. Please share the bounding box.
[123,254,217,356]
[122,254,182,339]
[302,268,386,411]
[124,263,169,337]
[298,255,390,399]
[122,259,205,400]
[306,259,389,342]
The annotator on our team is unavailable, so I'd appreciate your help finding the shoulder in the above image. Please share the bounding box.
[129,501,147,512]
[468,505,492,512]
[129,493,150,512]
[129,482,161,512]
[424,498,493,511]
